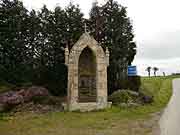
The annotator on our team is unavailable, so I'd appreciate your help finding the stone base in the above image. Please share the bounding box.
[62,102,112,112]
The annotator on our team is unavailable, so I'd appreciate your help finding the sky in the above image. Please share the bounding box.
[20,0,180,76]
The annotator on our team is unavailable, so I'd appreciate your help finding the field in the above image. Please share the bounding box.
[0,76,178,135]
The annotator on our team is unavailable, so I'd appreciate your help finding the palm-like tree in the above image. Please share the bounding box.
[153,67,159,77]
[146,66,151,77]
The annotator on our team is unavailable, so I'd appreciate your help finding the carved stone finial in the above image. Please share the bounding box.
[106,47,109,54]
[106,47,110,66]
[65,45,69,65]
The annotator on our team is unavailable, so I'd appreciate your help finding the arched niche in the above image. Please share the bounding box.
[78,47,97,102]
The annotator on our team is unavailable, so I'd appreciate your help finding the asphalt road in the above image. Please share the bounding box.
[159,79,180,135]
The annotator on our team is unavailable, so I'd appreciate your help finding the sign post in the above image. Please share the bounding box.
[128,66,137,76]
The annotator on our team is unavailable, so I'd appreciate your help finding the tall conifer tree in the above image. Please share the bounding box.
[89,0,137,93]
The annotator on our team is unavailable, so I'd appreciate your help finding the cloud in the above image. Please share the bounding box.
[136,30,180,60]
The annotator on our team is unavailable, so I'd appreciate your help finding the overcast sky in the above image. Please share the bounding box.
[21,0,180,76]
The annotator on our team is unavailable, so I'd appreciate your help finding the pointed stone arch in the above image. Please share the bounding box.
[65,33,110,111]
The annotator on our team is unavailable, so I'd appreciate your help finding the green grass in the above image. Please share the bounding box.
[138,76,172,114]
[0,75,179,135]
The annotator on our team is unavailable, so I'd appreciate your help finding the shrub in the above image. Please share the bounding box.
[127,76,141,92]
[32,65,67,96]
[109,89,139,105]
[108,76,141,95]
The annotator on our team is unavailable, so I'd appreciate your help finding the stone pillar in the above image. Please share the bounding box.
[96,57,108,109]
[67,51,79,111]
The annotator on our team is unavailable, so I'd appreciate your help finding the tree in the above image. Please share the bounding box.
[163,72,166,77]
[0,0,137,96]
[146,67,151,77]
[64,3,84,49]
[89,1,104,42]
[0,0,29,83]
[32,3,85,95]
[26,10,40,66]
[0,0,85,95]
[89,0,137,93]
[153,67,159,77]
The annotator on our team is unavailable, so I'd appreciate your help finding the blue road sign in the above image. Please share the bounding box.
[128,66,137,76]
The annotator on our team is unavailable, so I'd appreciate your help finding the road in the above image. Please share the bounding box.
[159,79,180,135]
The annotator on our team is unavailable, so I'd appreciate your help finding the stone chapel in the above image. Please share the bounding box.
[65,32,110,111]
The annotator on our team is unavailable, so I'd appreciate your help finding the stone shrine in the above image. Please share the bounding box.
[65,32,110,111]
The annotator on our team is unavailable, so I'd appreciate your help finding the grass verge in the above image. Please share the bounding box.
[0,75,178,135]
